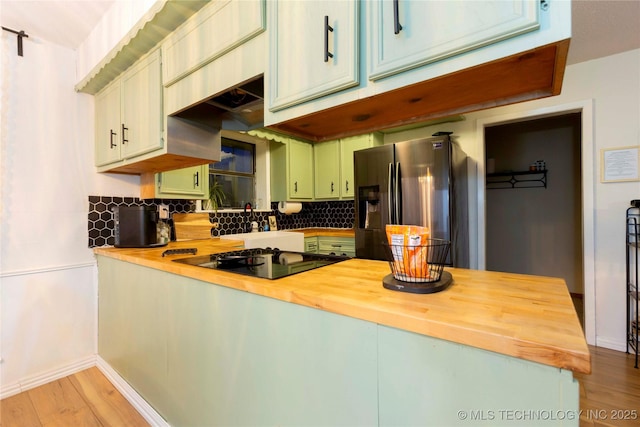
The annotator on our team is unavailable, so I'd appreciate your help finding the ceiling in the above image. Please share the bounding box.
[1,1,113,50]
[1,0,638,64]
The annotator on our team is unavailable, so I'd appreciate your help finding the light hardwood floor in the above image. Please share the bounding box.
[1,346,638,427]
[575,346,640,427]
[0,367,149,427]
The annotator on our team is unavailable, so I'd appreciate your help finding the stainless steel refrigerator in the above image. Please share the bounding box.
[354,134,469,267]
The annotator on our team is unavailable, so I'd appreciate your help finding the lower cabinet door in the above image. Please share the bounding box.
[305,237,319,253]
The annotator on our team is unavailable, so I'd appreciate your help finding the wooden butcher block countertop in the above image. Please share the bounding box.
[94,239,590,374]
[294,228,355,238]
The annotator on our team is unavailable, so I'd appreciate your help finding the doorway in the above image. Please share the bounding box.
[475,100,596,344]
[484,113,584,326]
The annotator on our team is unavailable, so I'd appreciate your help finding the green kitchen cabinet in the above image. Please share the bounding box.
[162,0,266,86]
[270,137,314,201]
[314,140,341,199]
[264,0,570,143]
[313,133,383,200]
[288,139,314,199]
[317,237,355,257]
[95,49,163,168]
[267,0,359,111]
[94,80,122,166]
[153,164,209,199]
[304,237,319,253]
[367,0,540,81]
[161,0,267,120]
[339,133,383,198]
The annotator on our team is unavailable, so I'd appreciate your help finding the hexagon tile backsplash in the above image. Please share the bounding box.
[88,196,354,248]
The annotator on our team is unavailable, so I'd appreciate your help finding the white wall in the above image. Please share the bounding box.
[76,0,156,83]
[0,32,139,397]
[386,49,640,351]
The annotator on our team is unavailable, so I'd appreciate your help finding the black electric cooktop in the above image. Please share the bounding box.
[172,248,350,280]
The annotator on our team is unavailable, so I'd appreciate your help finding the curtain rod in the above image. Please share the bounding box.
[1,26,29,57]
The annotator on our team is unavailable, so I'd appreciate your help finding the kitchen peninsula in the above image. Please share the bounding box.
[94,239,589,426]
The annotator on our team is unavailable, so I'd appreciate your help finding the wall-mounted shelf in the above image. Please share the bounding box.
[486,170,547,189]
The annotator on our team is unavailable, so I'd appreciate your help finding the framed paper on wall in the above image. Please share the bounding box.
[601,145,640,183]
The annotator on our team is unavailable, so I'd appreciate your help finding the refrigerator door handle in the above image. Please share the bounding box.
[388,162,395,224]
[395,162,402,224]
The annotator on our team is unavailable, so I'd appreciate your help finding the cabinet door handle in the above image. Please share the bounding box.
[324,16,334,62]
[294,181,298,193]
[393,0,403,34]
[331,182,334,193]
[121,124,128,144]
[110,130,117,148]
[331,244,342,248]
[194,171,199,188]
[345,180,349,193]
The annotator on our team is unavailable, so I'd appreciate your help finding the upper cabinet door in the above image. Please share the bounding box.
[156,165,208,199]
[368,0,540,81]
[314,140,341,199]
[339,133,382,199]
[95,80,122,167]
[120,50,163,160]
[268,0,360,112]
[288,139,314,200]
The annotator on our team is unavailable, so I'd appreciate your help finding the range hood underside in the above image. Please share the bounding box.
[175,76,265,132]
[268,40,570,142]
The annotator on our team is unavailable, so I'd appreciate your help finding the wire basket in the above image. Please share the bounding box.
[382,239,451,283]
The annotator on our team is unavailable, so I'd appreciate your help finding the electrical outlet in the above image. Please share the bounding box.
[158,204,169,219]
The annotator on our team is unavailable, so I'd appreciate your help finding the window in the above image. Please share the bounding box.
[210,138,255,209]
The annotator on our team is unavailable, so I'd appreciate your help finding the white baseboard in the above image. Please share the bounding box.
[0,355,96,400]
[96,356,169,427]
[1,355,168,426]
[0,383,22,400]
[595,336,627,352]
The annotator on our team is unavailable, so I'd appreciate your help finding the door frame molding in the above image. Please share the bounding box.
[475,99,596,345]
